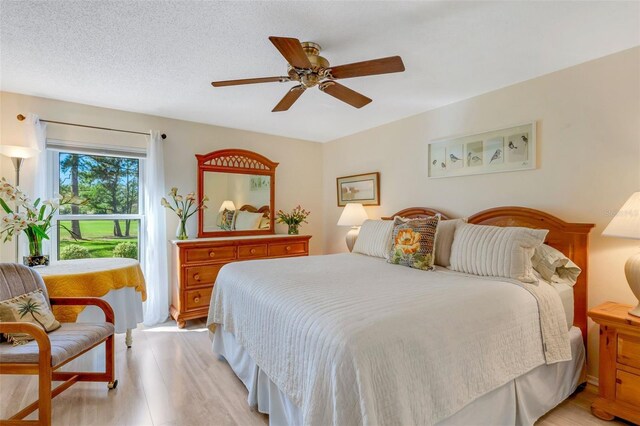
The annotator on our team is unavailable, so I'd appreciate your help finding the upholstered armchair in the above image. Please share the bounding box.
[0,263,117,425]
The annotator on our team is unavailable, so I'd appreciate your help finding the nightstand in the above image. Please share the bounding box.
[588,301,640,424]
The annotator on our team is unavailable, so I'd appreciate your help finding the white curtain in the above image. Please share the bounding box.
[20,113,48,259]
[142,131,169,326]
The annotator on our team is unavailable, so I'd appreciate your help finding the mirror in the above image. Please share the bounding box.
[197,149,278,238]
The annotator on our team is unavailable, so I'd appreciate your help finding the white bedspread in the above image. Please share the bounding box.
[207,253,570,426]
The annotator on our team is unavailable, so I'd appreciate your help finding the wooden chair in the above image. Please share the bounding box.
[0,263,117,425]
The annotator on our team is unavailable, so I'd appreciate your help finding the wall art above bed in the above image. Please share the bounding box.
[336,172,380,207]
[428,122,536,178]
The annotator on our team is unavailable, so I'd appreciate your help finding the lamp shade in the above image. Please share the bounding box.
[218,200,236,212]
[602,192,640,240]
[0,145,39,159]
[337,203,368,227]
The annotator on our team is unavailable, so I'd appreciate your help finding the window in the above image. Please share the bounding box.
[50,149,144,261]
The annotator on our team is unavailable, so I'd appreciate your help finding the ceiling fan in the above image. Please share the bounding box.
[211,36,405,112]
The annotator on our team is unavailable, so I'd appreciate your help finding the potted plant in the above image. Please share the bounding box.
[161,188,208,240]
[0,177,85,266]
[276,205,310,235]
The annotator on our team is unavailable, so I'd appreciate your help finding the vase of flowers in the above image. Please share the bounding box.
[0,178,84,267]
[276,205,310,235]
[161,188,208,240]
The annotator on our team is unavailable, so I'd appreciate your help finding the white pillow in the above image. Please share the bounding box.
[449,223,548,283]
[555,259,581,286]
[234,210,263,230]
[259,216,271,229]
[434,218,467,267]
[352,219,394,259]
[531,244,582,286]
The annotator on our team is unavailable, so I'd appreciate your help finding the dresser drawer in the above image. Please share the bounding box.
[183,245,236,263]
[268,241,307,257]
[184,287,213,311]
[618,333,640,369]
[185,264,224,288]
[616,370,640,407]
[238,244,268,259]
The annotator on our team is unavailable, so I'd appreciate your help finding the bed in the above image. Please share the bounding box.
[206,206,594,425]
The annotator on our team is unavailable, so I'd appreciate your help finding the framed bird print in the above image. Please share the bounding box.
[428,122,536,178]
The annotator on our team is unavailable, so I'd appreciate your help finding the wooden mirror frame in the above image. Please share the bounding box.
[197,149,278,238]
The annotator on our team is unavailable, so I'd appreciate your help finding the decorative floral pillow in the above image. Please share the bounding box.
[0,289,61,345]
[387,215,440,270]
[220,209,236,230]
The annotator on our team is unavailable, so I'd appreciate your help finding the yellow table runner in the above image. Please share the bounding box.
[38,258,147,323]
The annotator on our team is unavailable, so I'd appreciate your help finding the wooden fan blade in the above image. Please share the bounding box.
[319,81,372,108]
[269,36,312,69]
[211,76,289,87]
[272,85,305,112]
[328,56,405,79]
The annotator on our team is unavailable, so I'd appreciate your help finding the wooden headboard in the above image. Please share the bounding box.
[384,206,594,347]
[239,204,270,218]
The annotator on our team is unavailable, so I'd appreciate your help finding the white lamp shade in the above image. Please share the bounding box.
[337,203,368,227]
[603,192,640,240]
[218,200,236,212]
[0,145,39,159]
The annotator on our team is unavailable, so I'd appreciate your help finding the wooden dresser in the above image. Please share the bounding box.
[170,234,311,328]
[588,301,640,425]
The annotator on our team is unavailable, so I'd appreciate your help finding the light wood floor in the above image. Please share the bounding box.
[0,319,633,426]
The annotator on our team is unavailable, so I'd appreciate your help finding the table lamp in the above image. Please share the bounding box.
[0,144,39,187]
[337,203,368,252]
[218,200,236,212]
[603,192,640,317]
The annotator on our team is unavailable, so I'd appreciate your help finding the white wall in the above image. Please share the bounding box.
[0,92,324,261]
[322,47,640,379]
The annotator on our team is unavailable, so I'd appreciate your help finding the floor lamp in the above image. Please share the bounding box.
[0,145,39,262]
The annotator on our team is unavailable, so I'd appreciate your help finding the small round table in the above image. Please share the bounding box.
[37,258,147,348]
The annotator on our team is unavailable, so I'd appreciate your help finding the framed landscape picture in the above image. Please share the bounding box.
[336,172,380,207]
[428,122,536,178]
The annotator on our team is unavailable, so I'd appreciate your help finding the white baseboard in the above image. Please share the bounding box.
[587,375,599,387]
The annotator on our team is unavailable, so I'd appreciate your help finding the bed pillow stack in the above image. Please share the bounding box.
[387,215,440,271]
[352,219,394,259]
[449,223,548,283]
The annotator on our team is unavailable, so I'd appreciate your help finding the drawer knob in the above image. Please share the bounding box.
[209,251,215,258]
[286,246,291,251]
[193,294,201,303]
[250,248,256,254]
[193,274,201,281]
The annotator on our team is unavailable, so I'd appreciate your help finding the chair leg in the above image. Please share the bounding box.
[38,362,52,426]
[105,334,116,389]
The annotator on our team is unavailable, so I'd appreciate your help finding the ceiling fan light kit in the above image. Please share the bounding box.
[211,36,405,112]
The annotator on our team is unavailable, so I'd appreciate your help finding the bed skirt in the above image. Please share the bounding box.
[212,326,585,426]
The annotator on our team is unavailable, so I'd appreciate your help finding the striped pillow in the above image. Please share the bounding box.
[449,223,548,283]
[352,219,394,259]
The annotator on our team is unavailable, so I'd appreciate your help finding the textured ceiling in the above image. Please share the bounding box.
[1,1,639,142]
